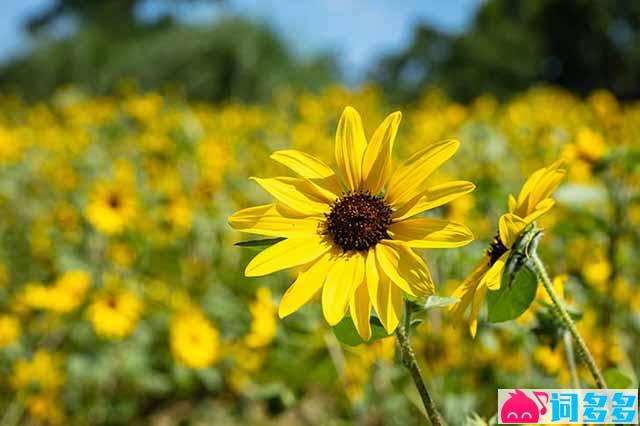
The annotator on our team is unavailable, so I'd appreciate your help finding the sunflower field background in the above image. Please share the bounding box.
[1,1,640,425]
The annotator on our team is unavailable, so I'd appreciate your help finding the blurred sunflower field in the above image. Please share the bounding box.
[0,83,638,425]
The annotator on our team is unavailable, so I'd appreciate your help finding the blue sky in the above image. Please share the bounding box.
[0,0,482,81]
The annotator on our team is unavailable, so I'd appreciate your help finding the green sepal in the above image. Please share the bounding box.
[234,237,285,251]
[332,316,392,346]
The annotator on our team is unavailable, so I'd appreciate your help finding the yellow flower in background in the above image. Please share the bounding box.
[25,393,65,425]
[245,287,277,348]
[87,288,142,339]
[0,126,25,164]
[48,270,91,313]
[582,256,611,292]
[166,195,193,232]
[533,344,566,377]
[0,314,20,347]
[124,92,164,124]
[108,242,137,268]
[568,127,608,164]
[11,350,65,392]
[343,336,395,402]
[86,181,138,235]
[230,106,475,339]
[13,271,90,314]
[450,160,566,336]
[17,281,50,310]
[170,309,220,369]
[226,342,265,392]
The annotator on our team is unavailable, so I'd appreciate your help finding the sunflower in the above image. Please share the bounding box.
[450,160,566,337]
[86,287,142,339]
[85,181,138,235]
[229,107,474,339]
[170,308,221,369]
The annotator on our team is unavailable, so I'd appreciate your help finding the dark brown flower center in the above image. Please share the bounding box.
[108,194,121,209]
[487,233,508,266]
[324,191,392,252]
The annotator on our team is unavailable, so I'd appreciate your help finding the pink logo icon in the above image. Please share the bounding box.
[500,389,548,423]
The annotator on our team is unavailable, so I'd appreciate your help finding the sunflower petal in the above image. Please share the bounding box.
[322,253,365,325]
[270,150,343,194]
[498,214,528,248]
[229,204,322,237]
[388,218,474,248]
[375,240,434,297]
[528,160,565,213]
[245,236,330,277]
[392,180,475,221]
[481,252,508,290]
[521,198,555,224]
[251,177,330,216]
[507,194,517,213]
[385,139,460,207]
[271,149,335,179]
[469,283,488,338]
[349,282,372,340]
[278,252,332,318]
[366,250,402,334]
[335,106,367,191]
[362,111,401,194]
[516,168,545,212]
[515,160,566,217]
[449,259,489,335]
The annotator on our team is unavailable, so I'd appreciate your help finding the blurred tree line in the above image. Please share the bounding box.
[0,0,338,102]
[374,0,640,102]
[2,0,640,103]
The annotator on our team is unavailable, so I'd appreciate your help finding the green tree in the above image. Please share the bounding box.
[374,0,640,102]
[1,1,337,102]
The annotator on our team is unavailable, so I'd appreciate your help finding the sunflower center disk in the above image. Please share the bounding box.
[487,233,508,266]
[324,192,392,252]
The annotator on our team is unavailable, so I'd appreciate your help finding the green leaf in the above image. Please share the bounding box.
[410,318,424,328]
[234,237,285,251]
[603,368,633,388]
[332,316,392,346]
[422,295,459,310]
[487,264,538,322]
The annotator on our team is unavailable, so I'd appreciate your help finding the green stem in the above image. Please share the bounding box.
[395,301,445,425]
[530,252,607,389]
[404,299,413,339]
[563,330,580,388]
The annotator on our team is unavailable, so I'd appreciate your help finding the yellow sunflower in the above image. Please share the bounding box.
[229,106,474,340]
[85,181,138,235]
[450,160,566,337]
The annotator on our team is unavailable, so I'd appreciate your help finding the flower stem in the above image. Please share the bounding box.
[530,252,607,389]
[395,301,445,425]
[563,330,580,388]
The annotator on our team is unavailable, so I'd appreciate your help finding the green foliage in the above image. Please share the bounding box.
[487,263,538,322]
[332,316,391,346]
[603,368,633,389]
[375,0,640,102]
[0,17,338,102]
[234,237,285,251]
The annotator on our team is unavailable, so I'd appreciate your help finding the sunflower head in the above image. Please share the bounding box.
[487,233,508,266]
[324,191,392,252]
[451,159,566,338]
[230,106,475,339]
